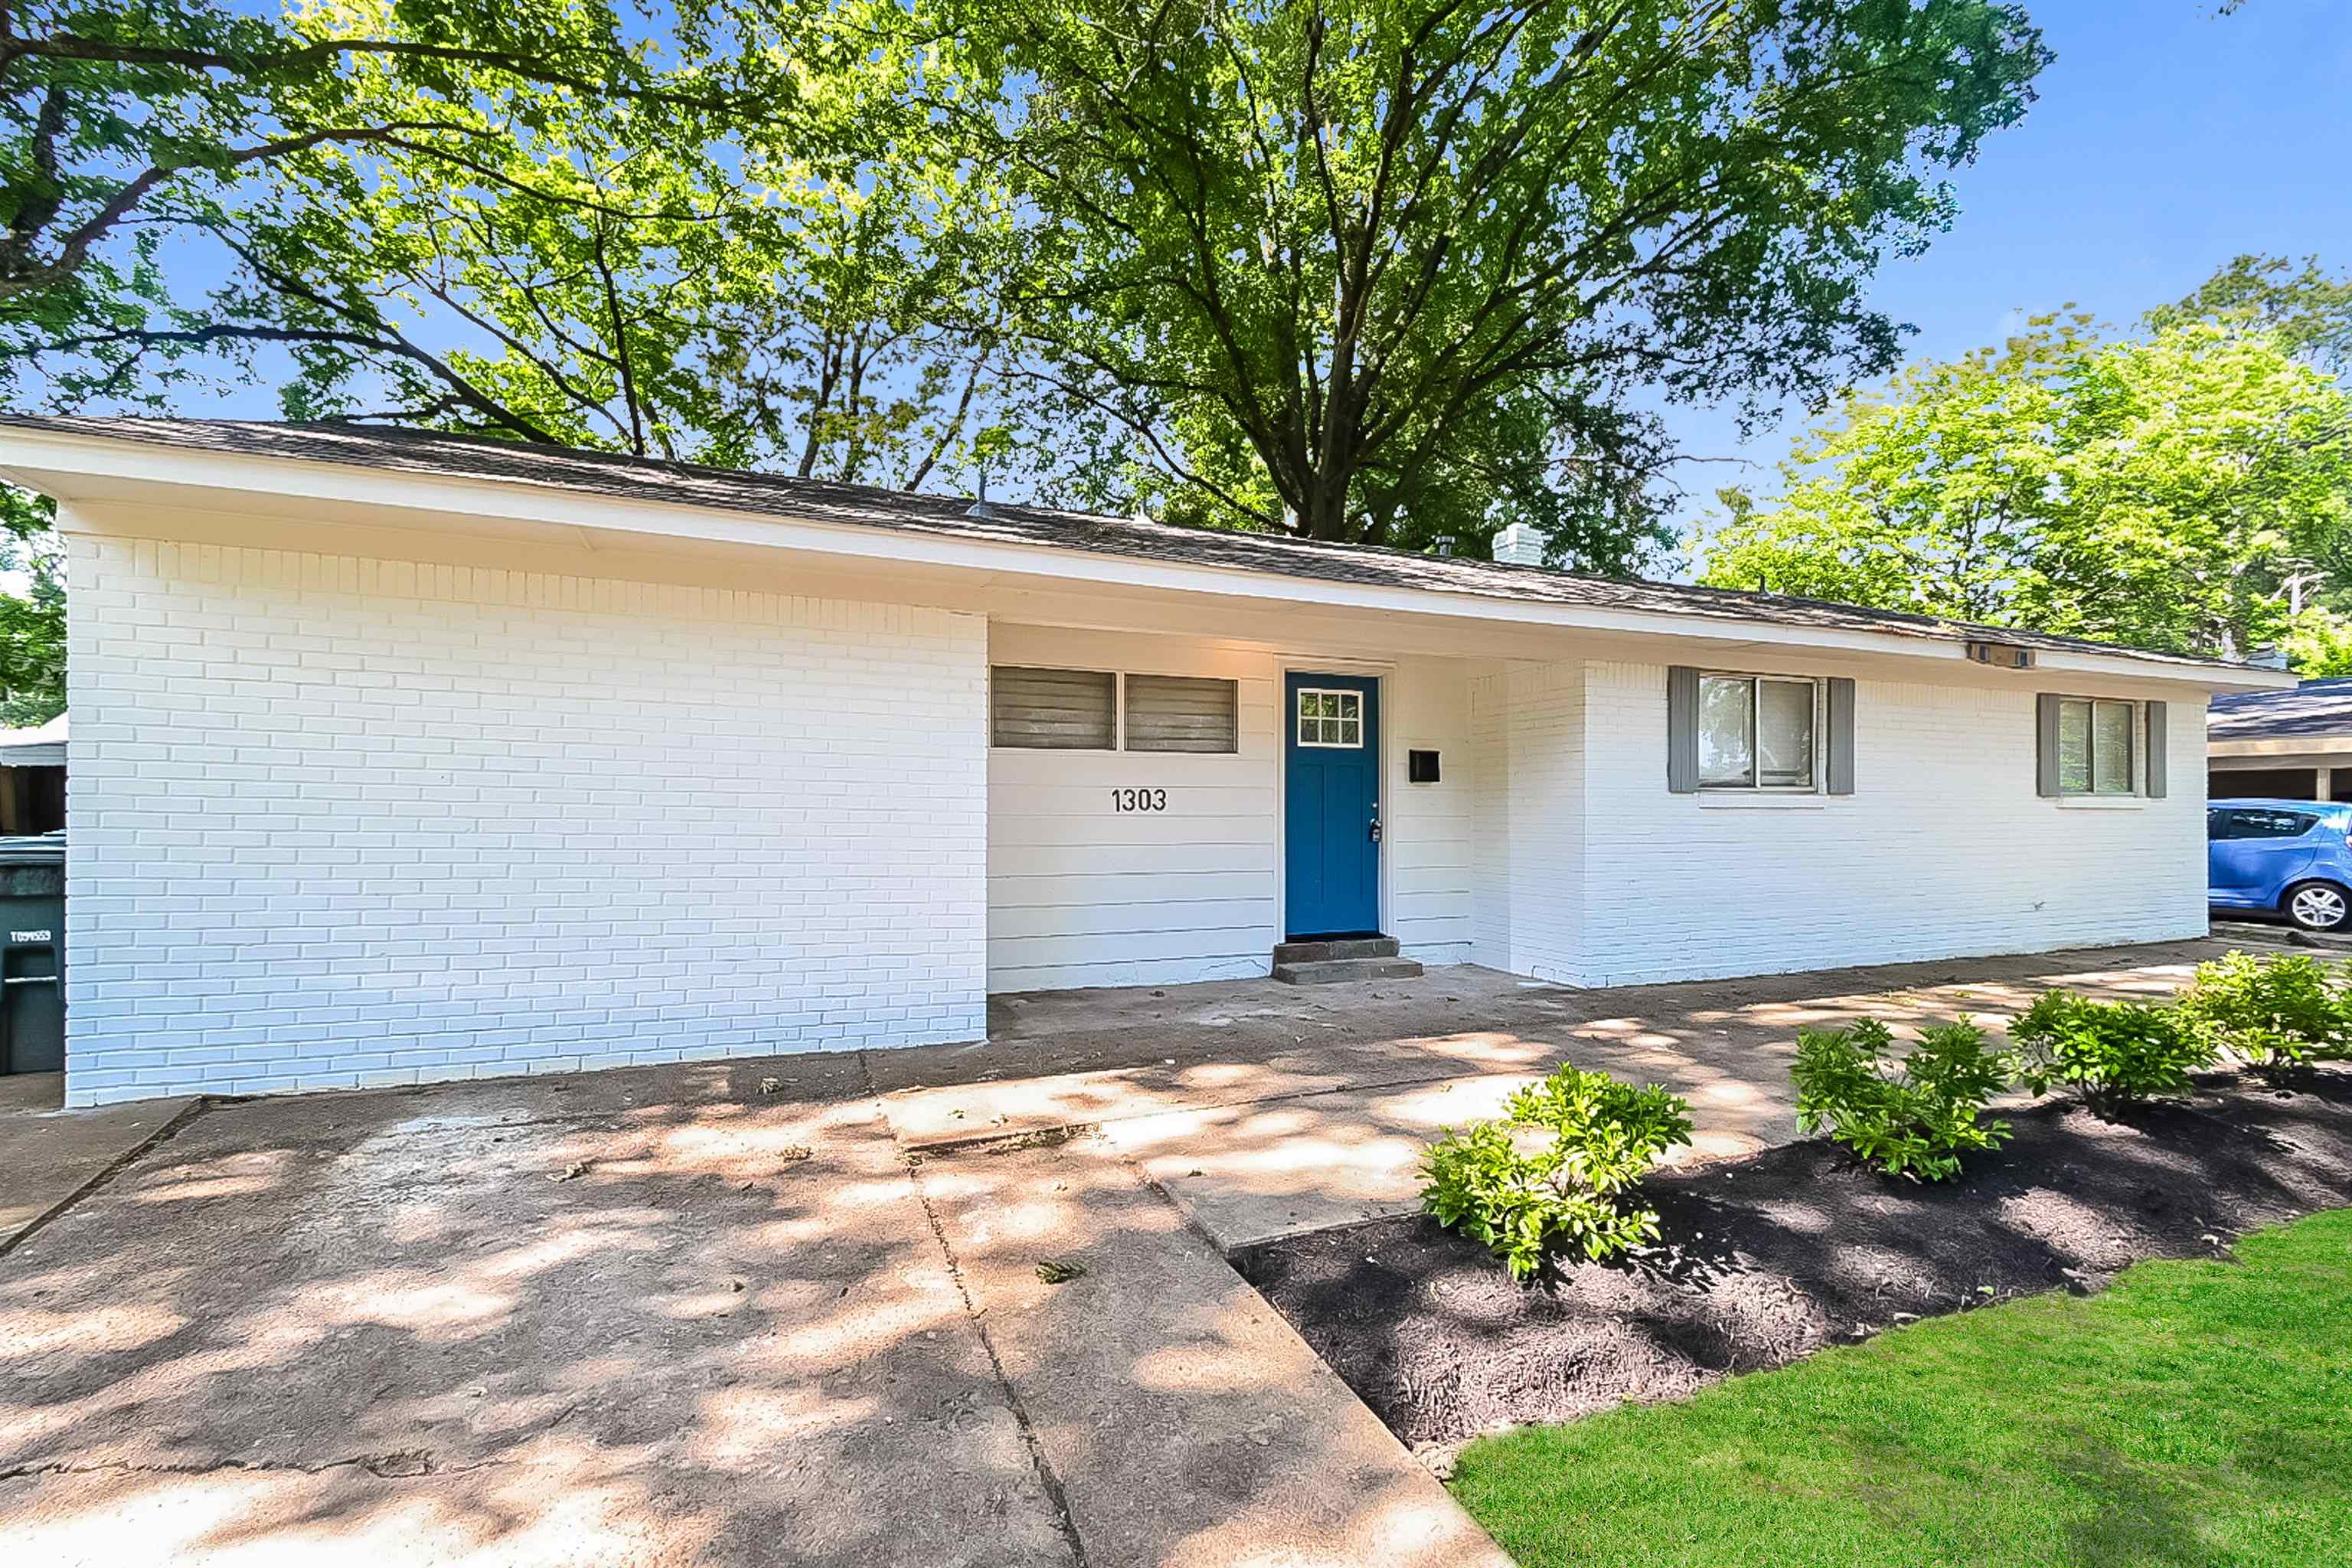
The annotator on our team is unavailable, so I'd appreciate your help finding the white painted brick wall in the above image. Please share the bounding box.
[1471,658,2208,988]
[64,536,988,1106]
[1468,662,1584,982]
[1573,659,2209,985]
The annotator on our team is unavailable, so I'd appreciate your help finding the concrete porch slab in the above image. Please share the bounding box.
[900,937,2280,1250]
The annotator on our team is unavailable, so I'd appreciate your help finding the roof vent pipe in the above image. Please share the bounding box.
[1491,521,1547,566]
[965,467,996,519]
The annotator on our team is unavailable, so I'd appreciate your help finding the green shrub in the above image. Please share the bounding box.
[2174,950,2352,1068]
[1792,1018,2014,1181]
[1420,1065,1694,1281]
[2009,990,2216,1106]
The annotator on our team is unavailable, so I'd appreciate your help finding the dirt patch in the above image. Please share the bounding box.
[1233,1069,2352,1451]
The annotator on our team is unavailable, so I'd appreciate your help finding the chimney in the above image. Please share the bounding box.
[1491,522,1547,567]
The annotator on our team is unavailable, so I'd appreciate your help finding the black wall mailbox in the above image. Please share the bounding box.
[1407,749,1441,783]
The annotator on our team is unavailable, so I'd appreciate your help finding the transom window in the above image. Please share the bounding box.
[1296,688,1364,748]
[2056,697,2136,795]
[1698,675,1818,791]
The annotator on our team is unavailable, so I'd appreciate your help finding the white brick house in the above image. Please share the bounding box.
[0,417,2289,1106]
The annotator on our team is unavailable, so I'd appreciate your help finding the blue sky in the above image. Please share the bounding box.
[1660,0,2352,547]
[153,0,2352,554]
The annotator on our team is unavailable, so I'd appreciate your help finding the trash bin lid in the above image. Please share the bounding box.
[0,830,64,865]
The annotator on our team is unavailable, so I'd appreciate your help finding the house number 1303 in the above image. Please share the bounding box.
[1111,788,1168,812]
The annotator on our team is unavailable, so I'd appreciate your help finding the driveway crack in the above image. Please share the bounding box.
[0,1449,495,1483]
[0,1096,211,1259]
[862,1050,1093,1568]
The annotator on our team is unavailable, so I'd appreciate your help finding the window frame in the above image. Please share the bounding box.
[1294,686,1366,750]
[2053,695,2141,798]
[1695,671,1822,794]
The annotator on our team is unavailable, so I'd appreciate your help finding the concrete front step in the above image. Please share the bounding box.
[1272,936,1401,965]
[1272,956,1425,985]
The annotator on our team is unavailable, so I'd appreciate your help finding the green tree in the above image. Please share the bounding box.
[2151,253,2352,374]
[2,1,1035,488]
[2281,611,2352,678]
[0,485,63,727]
[1700,315,2352,658]
[0,0,805,414]
[936,0,2049,567]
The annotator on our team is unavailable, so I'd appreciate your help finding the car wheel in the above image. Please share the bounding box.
[2284,881,2351,932]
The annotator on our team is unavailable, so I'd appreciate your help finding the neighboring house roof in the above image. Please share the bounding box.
[2210,678,2352,743]
[0,413,2267,676]
[0,712,64,766]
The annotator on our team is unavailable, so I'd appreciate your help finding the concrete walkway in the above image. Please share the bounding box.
[884,938,2260,1249]
[0,937,2259,1566]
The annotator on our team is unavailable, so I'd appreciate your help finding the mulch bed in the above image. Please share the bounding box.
[1233,1069,2352,1451]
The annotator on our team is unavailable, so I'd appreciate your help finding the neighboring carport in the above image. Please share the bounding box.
[2210,675,2352,800]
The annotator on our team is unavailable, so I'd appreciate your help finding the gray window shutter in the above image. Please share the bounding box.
[1825,678,1856,795]
[1666,666,1700,793]
[1125,675,1239,753]
[2035,693,2063,797]
[991,666,1116,749]
[2145,701,2167,798]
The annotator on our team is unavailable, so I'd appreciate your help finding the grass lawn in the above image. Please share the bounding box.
[1450,1209,2352,1567]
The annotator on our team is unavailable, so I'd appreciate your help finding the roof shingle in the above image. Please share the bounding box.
[2210,678,2352,740]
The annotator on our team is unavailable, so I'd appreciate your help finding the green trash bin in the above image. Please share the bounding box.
[0,832,64,1075]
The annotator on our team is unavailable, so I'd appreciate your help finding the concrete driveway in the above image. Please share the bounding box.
[0,938,2262,1566]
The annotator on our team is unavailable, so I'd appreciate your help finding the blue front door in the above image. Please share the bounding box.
[1285,672,1380,938]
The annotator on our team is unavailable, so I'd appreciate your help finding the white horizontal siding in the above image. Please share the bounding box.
[1386,656,1478,964]
[985,628,1481,986]
[987,626,1282,990]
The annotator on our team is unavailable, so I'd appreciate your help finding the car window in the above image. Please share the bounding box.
[2230,808,2320,840]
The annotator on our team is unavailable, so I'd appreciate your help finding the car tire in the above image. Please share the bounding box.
[2283,880,2352,932]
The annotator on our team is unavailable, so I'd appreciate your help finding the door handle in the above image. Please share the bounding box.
[3,974,56,986]
[1368,816,1383,844]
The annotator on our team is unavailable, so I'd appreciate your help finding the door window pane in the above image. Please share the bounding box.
[2056,698,2092,794]
[2091,700,2135,794]
[1757,679,1816,789]
[1297,688,1363,747]
[1698,676,1755,787]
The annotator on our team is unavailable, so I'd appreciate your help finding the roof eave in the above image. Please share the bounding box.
[0,421,2297,692]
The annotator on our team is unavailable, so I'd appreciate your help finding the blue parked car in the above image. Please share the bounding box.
[2209,799,2352,931]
